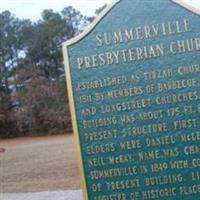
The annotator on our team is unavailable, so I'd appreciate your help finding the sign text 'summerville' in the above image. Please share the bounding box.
[77,19,200,70]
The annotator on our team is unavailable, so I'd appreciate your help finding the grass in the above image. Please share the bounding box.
[0,134,80,193]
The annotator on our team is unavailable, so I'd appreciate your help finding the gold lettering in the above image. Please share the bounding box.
[142,187,177,199]
[139,150,160,161]
[77,57,84,69]
[170,38,200,54]
[90,166,138,180]
[122,122,168,137]
[84,130,118,142]
[94,193,127,200]
[125,29,134,41]
[95,19,191,48]
[180,184,200,195]
[170,160,189,169]
[86,143,115,155]
[184,145,200,155]
[146,135,175,147]
[120,140,142,150]
[181,131,200,143]
[135,26,143,40]
[96,33,103,46]
[108,154,134,165]
[184,19,191,32]
[107,179,140,191]
[145,174,183,186]
[174,118,197,130]
[113,31,123,43]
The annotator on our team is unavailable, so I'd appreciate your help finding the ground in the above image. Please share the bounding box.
[0,134,81,193]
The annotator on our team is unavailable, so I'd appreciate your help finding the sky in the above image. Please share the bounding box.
[0,0,199,22]
[0,0,111,21]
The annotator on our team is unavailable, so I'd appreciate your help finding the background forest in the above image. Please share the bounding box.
[0,5,105,138]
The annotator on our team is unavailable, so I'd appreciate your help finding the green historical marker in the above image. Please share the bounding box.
[63,0,200,199]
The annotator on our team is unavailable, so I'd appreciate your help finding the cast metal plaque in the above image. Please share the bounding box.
[63,0,200,199]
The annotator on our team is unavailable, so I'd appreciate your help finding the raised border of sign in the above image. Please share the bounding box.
[62,1,200,199]
[172,0,200,16]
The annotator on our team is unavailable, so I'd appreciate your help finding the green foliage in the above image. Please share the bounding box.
[0,6,93,138]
